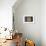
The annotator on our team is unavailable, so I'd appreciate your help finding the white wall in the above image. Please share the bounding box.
[0,0,16,30]
[13,0,41,46]
[41,0,46,46]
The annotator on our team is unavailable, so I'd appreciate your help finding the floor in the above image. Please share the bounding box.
[0,33,23,46]
[0,39,16,46]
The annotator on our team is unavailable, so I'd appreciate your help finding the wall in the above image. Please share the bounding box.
[0,0,16,30]
[13,0,41,46]
[41,0,46,46]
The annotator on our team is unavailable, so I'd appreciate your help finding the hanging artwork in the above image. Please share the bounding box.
[23,15,34,23]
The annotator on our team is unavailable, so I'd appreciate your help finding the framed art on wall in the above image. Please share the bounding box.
[23,15,34,23]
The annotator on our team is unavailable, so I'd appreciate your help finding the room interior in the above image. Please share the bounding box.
[0,0,46,46]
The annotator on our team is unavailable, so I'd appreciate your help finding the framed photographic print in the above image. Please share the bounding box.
[23,15,34,23]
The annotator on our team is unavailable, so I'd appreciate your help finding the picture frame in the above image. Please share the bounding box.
[23,15,34,23]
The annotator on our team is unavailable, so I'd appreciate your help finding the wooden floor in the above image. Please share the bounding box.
[0,39,16,46]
